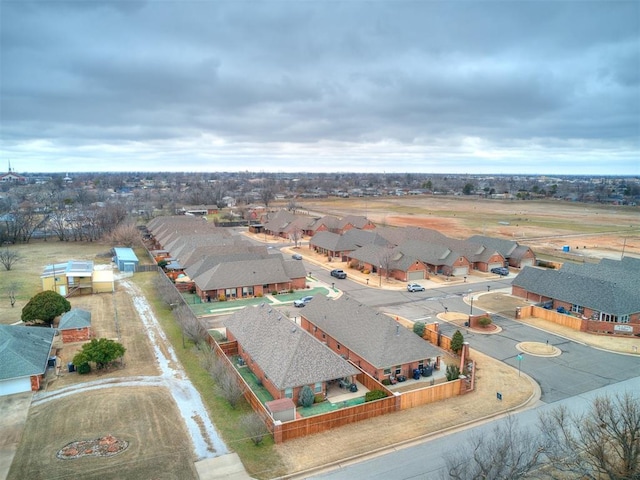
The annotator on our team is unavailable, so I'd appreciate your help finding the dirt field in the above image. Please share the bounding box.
[7,387,198,480]
[294,196,640,259]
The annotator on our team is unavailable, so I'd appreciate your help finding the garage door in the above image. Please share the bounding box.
[0,377,31,396]
[407,270,425,281]
[452,266,469,276]
[520,259,535,267]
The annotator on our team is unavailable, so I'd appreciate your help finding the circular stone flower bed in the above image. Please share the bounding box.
[57,435,129,460]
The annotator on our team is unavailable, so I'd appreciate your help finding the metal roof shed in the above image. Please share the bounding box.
[113,247,139,273]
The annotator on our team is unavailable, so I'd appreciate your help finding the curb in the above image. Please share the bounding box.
[278,367,541,480]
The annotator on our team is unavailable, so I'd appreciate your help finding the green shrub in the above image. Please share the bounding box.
[413,321,426,337]
[77,363,91,374]
[445,364,460,381]
[381,378,391,386]
[451,330,464,354]
[314,394,325,404]
[298,385,315,408]
[365,390,388,402]
[478,316,492,327]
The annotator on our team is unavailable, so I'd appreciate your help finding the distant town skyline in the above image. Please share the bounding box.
[1,2,638,176]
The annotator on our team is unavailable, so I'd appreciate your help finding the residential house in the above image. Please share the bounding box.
[58,309,92,343]
[188,256,307,301]
[512,257,640,335]
[0,325,55,396]
[309,229,388,262]
[467,235,536,268]
[261,210,315,240]
[41,260,113,296]
[224,304,360,405]
[300,295,443,382]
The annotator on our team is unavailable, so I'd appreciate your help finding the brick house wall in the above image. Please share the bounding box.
[226,332,313,405]
[30,374,43,391]
[474,252,506,272]
[301,317,436,382]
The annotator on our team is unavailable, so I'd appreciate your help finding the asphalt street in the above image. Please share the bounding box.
[310,376,640,480]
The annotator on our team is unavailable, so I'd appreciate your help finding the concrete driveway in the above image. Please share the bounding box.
[0,392,32,480]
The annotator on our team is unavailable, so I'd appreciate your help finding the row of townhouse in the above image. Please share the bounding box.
[145,216,307,301]
[309,226,536,281]
[259,210,375,239]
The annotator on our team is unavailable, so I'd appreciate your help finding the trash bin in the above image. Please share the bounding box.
[68,362,76,373]
[413,369,421,380]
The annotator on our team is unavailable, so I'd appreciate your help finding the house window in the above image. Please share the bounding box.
[618,315,630,324]
[314,382,322,393]
[284,388,293,399]
[395,365,402,375]
[322,333,325,339]
[383,368,391,375]
[225,288,236,298]
[337,344,341,350]
[600,313,616,322]
[571,305,584,315]
[242,286,254,297]
[418,360,424,369]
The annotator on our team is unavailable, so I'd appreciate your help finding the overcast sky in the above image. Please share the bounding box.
[1,1,638,175]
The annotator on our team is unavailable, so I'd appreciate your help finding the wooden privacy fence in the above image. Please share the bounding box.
[520,305,584,330]
[274,393,399,443]
[399,378,464,410]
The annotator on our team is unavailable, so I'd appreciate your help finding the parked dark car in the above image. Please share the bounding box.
[491,267,509,276]
[330,269,347,279]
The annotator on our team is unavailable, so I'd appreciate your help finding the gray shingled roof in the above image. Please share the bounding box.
[224,305,359,390]
[468,235,519,257]
[59,309,91,330]
[301,296,442,369]
[193,256,305,290]
[513,261,640,316]
[0,325,55,380]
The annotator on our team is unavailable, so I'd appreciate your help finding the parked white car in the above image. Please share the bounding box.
[407,283,425,292]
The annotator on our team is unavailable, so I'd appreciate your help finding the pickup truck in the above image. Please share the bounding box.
[330,269,347,279]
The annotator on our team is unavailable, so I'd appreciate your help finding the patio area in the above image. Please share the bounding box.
[386,365,449,393]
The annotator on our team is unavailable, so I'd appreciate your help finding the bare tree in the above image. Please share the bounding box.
[0,247,21,271]
[239,413,269,445]
[6,281,20,307]
[216,365,245,409]
[288,226,303,248]
[377,243,396,280]
[444,392,640,480]
[153,275,183,308]
[444,415,545,480]
[105,220,142,247]
[202,346,245,408]
[539,392,640,480]
[173,304,208,349]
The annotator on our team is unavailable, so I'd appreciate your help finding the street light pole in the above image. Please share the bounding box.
[379,265,382,287]
[468,289,473,321]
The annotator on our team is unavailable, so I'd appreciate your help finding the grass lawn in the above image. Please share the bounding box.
[8,387,198,480]
[0,240,114,325]
[135,273,289,480]
[236,365,274,404]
